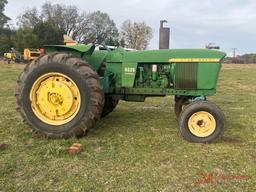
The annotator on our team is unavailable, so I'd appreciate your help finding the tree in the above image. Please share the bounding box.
[17,8,41,28]
[33,21,64,47]
[0,0,10,28]
[18,3,120,46]
[15,2,155,51]
[121,20,153,50]
[0,0,12,55]
[12,27,38,52]
[11,22,63,52]
[0,27,14,55]
[119,38,126,47]
[18,2,80,38]
[75,11,119,45]
[41,2,80,37]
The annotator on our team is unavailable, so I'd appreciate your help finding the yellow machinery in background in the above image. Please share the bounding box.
[3,52,15,64]
[3,36,75,64]
[24,48,41,62]
[4,52,14,60]
[3,48,23,63]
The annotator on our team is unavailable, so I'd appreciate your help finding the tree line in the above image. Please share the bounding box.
[225,54,256,64]
[0,1,153,55]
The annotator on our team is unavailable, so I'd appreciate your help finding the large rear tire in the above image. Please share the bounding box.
[15,53,104,138]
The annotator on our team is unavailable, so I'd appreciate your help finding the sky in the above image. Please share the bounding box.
[5,0,256,56]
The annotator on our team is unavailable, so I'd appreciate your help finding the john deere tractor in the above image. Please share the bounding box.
[16,44,226,143]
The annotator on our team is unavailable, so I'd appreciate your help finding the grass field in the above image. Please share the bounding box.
[0,63,255,192]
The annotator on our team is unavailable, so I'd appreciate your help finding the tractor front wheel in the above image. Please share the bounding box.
[15,53,104,138]
[179,101,225,143]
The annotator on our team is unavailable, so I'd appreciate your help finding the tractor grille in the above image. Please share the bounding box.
[175,63,198,89]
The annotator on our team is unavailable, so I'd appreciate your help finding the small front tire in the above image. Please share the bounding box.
[179,101,225,143]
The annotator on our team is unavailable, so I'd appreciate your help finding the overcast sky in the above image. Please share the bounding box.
[5,0,256,55]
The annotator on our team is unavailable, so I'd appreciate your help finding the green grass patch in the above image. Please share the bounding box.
[0,63,255,191]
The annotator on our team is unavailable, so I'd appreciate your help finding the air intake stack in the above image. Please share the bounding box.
[159,20,170,49]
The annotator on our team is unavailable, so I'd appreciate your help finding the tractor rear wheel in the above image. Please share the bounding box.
[15,53,104,138]
[174,96,189,118]
[179,101,225,143]
[101,97,119,118]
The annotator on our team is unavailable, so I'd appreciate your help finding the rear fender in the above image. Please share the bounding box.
[44,44,95,57]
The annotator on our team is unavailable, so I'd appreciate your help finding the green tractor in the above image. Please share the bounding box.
[16,44,226,143]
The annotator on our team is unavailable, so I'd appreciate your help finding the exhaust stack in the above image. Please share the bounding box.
[159,20,170,49]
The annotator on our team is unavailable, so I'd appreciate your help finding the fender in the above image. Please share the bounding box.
[44,44,96,57]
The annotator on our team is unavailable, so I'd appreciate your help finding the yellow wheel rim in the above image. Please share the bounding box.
[30,73,81,125]
[188,111,216,138]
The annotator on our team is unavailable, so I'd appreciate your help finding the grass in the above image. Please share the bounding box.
[0,62,256,192]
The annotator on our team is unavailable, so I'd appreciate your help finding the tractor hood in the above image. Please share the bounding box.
[122,49,226,63]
